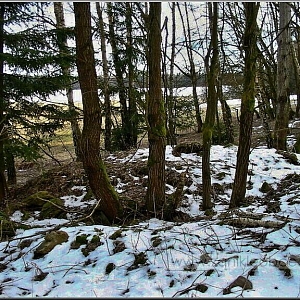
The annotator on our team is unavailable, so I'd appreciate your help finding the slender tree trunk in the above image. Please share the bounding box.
[125,3,138,148]
[219,4,234,144]
[54,2,82,161]
[0,4,7,205]
[177,3,203,133]
[230,2,260,209]
[202,2,219,211]
[107,3,135,150]
[167,2,177,146]
[96,2,112,151]
[6,150,16,185]
[146,3,166,216]
[73,2,122,223]
[274,2,291,151]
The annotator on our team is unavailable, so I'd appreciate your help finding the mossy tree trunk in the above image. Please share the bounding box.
[73,2,123,223]
[146,3,166,216]
[202,2,219,210]
[54,2,82,161]
[274,2,291,151]
[230,2,260,209]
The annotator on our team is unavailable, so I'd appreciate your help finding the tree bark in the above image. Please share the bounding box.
[145,3,166,216]
[125,3,138,148]
[96,2,112,151]
[73,2,122,223]
[230,2,260,209]
[167,2,177,146]
[54,2,82,161]
[177,3,203,133]
[274,2,291,151]
[0,4,7,205]
[202,2,219,210]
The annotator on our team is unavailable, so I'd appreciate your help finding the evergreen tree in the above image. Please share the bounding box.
[0,2,75,204]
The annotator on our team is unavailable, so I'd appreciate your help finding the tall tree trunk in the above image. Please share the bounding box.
[107,3,136,150]
[125,3,138,148]
[6,150,16,185]
[202,2,219,211]
[146,3,166,216]
[96,2,112,151]
[230,2,260,209]
[219,4,234,144]
[73,2,122,223]
[0,4,7,205]
[177,3,203,133]
[167,2,177,146]
[274,2,291,151]
[54,2,82,161]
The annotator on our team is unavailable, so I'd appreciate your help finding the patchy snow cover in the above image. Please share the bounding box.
[2,144,300,298]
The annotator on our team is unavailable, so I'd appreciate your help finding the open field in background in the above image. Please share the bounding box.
[12,91,300,188]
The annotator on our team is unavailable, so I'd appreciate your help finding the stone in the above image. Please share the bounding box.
[34,230,69,258]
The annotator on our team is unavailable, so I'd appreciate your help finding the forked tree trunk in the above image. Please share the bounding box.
[230,2,260,209]
[146,3,166,216]
[54,2,82,161]
[73,2,123,223]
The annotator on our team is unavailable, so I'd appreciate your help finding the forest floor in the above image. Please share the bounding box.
[2,111,300,297]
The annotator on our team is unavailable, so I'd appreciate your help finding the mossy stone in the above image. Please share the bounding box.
[23,191,59,211]
[40,198,66,219]
[34,230,69,258]
[70,234,88,249]
[109,229,123,240]
[259,182,272,193]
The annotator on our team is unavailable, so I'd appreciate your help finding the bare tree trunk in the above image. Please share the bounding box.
[177,3,203,133]
[125,3,138,148]
[0,4,7,205]
[146,3,166,216]
[202,2,219,211]
[168,2,177,146]
[274,2,291,151]
[230,2,260,209]
[219,3,234,144]
[6,150,16,185]
[54,2,82,161]
[96,2,112,151]
[74,2,123,223]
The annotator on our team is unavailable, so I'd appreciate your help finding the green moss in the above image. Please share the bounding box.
[70,234,88,249]
[23,191,55,210]
[91,234,100,244]
[203,126,213,142]
[40,198,66,219]
[83,189,94,201]
[109,229,123,240]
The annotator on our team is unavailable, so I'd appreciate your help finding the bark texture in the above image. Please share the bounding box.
[230,2,260,208]
[145,3,166,215]
[202,2,219,210]
[274,2,291,150]
[74,2,122,223]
